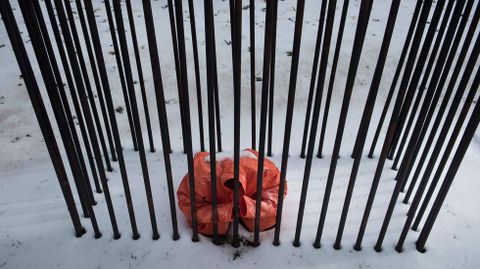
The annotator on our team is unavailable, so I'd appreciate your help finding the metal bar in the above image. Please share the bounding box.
[319,0,350,159]
[312,0,368,249]
[52,0,121,239]
[415,87,480,253]
[112,0,160,240]
[64,0,113,172]
[253,0,276,247]
[396,33,480,253]
[84,0,141,240]
[374,0,459,252]
[411,2,480,230]
[367,0,423,158]
[390,0,455,170]
[43,0,102,194]
[0,0,86,237]
[232,0,243,248]
[141,0,180,240]
[404,0,476,204]
[250,0,256,150]
[173,0,199,242]
[272,0,306,246]
[73,0,117,163]
[125,0,156,153]
[335,0,400,250]
[267,0,278,157]
[353,0,434,250]
[103,0,138,151]
[299,0,327,159]
[187,0,206,152]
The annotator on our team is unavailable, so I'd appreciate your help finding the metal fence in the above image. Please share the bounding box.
[0,0,479,253]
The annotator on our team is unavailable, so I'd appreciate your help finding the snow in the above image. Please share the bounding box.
[1,0,480,268]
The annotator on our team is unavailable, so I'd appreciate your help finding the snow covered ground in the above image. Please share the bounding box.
[1,0,480,268]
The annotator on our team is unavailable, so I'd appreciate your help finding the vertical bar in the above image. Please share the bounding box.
[252,0,276,247]
[141,0,180,240]
[411,3,480,230]
[318,0,350,159]
[367,0,423,158]
[0,0,85,237]
[64,0,113,172]
[103,0,138,151]
[415,93,480,253]
[272,0,306,246]
[293,0,338,247]
[334,0,400,250]
[173,0,199,241]
[250,0,256,150]
[312,0,367,249]
[73,0,117,162]
[299,0,327,159]
[84,0,141,240]
[204,0,220,244]
[390,0,455,170]
[125,0,156,153]
[43,0,102,194]
[404,0,476,204]
[112,0,160,240]
[266,0,278,157]
[232,0,243,247]
[52,0,121,239]
[187,0,206,152]
[353,0,434,250]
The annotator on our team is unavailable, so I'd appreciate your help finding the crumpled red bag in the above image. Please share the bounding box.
[177,149,287,236]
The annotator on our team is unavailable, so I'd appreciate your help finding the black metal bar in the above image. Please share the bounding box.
[23,0,102,238]
[173,0,199,241]
[319,0,350,159]
[141,0,180,240]
[43,0,102,194]
[272,0,306,246]
[404,0,476,204]
[253,0,276,247]
[112,0,160,240]
[52,0,121,239]
[167,0,188,153]
[374,0,460,252]
[83,0,141,240]
[312,0,368,249]
[20,0,91,220]
[299,0,327,159]
[367,0,423,158]
[384,0,447,163]
[415,87,480,253]
[187,0,206,152]
[267,0,278,157]
[353,0,434,250]
[204,0,220,245]
[250,0,256,150]
[0,0,86,237]
[390,0,455,170]
[73,0,117,163]
[334,0,400,250]
[396,33,479,253]
[31,0,97,209]
[103,0,138,151]
[64,0,113,172]
[125,0,155,153]
[232,0,243,248]
[395,0,465,193]
[411,2,480,230]
[293,0,337,247]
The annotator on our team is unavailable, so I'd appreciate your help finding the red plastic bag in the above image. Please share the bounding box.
[177,149,287,236]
